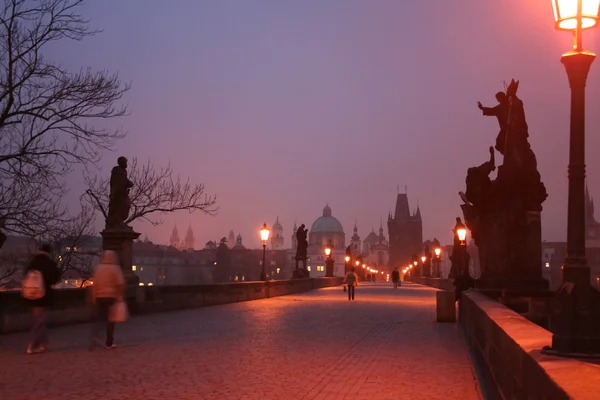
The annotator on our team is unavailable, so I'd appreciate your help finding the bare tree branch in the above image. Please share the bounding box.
[0,0,130,238]
[84,158,218,226]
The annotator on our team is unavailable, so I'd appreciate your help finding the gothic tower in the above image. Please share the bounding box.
[184,224,195,250]
[227,230,236,249]
[351,221,361,256]
[387,192,423,268]
[271,217,284,249]
[291,221,298,250]
[170,225,181,249]
[586,185,600,246]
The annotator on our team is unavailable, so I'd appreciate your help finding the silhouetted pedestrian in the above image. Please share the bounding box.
[89,250,126,350]
[22,244,60,354]
[392,267,400,288]
[344,267,358,301]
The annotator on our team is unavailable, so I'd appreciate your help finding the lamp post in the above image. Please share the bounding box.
[345,255,351,274]
[325,241,334,277]
[544,0,600,356]
[434,247,442,278]
[259,223,270,281]
[420,255,426,278]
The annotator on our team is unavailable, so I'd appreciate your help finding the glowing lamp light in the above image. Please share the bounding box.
[325,246,332,257]
[457,227,467,242]
[355,260,360,266]
[413,261,417,266]
[421,256,426,263]
[435,247,441,257]
[362,263,366,269]
[552,0,600,30]
[260,223,270,244]
[345,255,350,263]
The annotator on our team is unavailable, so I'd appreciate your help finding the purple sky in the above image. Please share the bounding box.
[54,0,600,249]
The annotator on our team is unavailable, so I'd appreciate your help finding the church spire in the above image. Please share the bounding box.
[170,225,180,249]
[184,224,195,250]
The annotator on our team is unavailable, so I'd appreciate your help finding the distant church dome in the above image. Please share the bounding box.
[310,205,344,234]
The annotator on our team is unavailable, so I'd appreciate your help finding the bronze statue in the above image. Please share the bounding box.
[106,156,134,228]
[460,80,548,289]
[478,92,509,155]
[295,224,308,267]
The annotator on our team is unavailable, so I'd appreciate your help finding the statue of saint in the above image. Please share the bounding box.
[478,92,509,155]
[106,156,134,228]
[295,224,309,267]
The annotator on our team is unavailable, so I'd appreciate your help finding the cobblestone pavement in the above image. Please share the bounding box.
[0,283,482,400]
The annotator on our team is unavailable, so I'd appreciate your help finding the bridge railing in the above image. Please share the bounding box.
[0,277,343,334]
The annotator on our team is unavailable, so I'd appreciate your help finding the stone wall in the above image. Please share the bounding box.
[411,277,455,291]
[0,277,343,334]
[460,291,597,400]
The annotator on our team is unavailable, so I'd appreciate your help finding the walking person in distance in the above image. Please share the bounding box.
[22,244,60,354]
[90,250,126,350]
[392,267,400,289]
[344,267,359,301]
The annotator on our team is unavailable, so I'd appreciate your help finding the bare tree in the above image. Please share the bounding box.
[0,0,130,238]
[84,158,217,226]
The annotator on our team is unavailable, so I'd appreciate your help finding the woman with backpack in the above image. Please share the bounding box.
[22,244,60,354]
[89,250,126,350]
[343,267,359,301]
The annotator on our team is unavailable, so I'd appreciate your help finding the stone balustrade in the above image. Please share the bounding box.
[0,277,343,334]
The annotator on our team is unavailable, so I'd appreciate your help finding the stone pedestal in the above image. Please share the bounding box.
[546,282,600,356]
[101,226,141,296]
[436,290,456,322]
[325,258,334,277]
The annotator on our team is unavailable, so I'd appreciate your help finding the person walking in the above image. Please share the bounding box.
[23,244,60,354]
[392,267,400,288]
[343,267,359,301]
[89,250,126,350]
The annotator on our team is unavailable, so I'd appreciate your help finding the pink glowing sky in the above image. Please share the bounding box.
[54,0,600,249]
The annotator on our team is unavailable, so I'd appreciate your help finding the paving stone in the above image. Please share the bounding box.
[0,283,482,400]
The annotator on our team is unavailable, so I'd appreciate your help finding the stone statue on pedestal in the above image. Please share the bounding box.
[460,80,548,290]
[101,156,140,290]
[106,156,134,229]
[293,224,309,278]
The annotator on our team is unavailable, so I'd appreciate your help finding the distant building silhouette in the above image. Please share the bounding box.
[387,192,422,269]
[586,185,600,248]
[233,233,245,250]
[362,222,390,268]
[184,225,195,250]
[170,225,181,249]
[270,217,284,249]
[350,221,361,256]
[291,221,298,251]
[227,230,236,249]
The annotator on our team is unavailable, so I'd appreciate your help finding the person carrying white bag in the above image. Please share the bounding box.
[89,250,127,350]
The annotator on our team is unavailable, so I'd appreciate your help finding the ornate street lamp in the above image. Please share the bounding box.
[259,223,270,281]
[325,241,334,277]
[456,224,467,245]
[434,247,442,278]
[544,0,600,356]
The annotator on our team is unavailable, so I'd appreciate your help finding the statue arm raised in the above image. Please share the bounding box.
[478,103,500,117]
